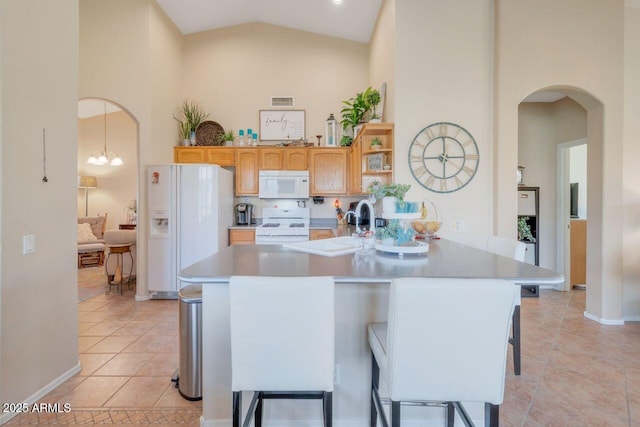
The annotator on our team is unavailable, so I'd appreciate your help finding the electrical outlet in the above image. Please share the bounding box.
[333,365,341,385]
[450,221,466,232]
[242,197,250,203]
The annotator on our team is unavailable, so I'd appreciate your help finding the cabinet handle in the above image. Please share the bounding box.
[520,194,529,199]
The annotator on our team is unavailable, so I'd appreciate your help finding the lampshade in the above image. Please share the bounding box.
[78,175,98,189]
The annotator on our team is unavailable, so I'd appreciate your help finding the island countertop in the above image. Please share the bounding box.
[179,237,564,285]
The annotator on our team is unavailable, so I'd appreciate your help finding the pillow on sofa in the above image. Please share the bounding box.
[78,222,98,243]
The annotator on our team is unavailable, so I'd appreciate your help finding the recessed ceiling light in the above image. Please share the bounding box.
[332,0,343,5]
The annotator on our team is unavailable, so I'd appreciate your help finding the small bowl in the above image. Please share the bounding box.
[412,220,441,236]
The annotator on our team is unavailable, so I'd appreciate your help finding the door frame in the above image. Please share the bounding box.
[556,137,586,292]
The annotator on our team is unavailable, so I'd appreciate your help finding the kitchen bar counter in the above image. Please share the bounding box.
[181,238,562,285]
[180,239,563,426]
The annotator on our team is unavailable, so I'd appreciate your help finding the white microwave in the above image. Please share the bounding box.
[259,170,310,199]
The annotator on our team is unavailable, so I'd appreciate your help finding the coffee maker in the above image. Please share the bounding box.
[235,203,254,225]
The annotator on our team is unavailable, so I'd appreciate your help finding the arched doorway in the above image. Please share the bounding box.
[517,86,608,322]
[77,98,139,298]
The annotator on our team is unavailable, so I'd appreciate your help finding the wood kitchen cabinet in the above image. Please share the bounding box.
[349,138,363,194]
[235,149,259,195]
[310,229,335,240]
[207,147,235,166]
[174,147,206,163]
[259,147,308,170]
[350,123,394,194]
[309,148,348,195]
[174,146,236,166]
[229,229,255,245]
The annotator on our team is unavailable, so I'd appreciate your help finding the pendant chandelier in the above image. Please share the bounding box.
[87,102,123,166]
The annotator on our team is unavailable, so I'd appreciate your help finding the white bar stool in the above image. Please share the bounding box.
[229,276,335,427]
[368,278,518,427]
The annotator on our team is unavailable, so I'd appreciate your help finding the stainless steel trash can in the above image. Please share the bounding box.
[177,284,202,400]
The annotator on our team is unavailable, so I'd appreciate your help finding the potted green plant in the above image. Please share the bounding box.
[340,91,367,144]
[364,87,381,122]
[375,219,400,246]
[370,137,383,150]
[518,217,536,242]
[367,181,411,214]
[340,135,353,147]
[219,129,236,146]
[174,100,208,145]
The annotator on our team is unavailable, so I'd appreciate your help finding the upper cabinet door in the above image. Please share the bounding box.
[260,148,284,170]
[284,149,308,170]
[236,149,259,195]
[309,148,348,195]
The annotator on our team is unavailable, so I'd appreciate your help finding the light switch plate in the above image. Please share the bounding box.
[23,234,35,255]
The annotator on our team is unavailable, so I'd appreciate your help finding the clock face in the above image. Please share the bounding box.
[408,122,479,193]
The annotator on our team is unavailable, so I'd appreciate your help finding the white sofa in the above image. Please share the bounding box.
[104,229,137,283]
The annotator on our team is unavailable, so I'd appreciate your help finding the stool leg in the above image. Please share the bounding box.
[485,403,499,427]
[255,392,263,427]
[446,402,455,427]
[390,401,400,427]
[127,251,134,290]
[105,252,113,295]
[370,352,380,427]
[323,391,332,427]
[512,305,521,375]
[233,392,241,427]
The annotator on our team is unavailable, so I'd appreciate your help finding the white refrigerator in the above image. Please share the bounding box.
[147,164,233,294]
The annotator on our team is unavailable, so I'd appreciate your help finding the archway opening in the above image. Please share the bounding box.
[518,86,604,318]
[77,98,139,299]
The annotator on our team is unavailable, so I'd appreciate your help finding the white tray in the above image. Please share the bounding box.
[375,241,429,256]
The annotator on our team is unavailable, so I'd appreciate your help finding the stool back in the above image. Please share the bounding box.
[229,276,335,392]
[487,236,526,262]
[387,278,518,404]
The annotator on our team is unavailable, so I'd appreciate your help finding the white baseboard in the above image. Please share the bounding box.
[0,362,81,425]
[623,315,640,322]
[584,310,625,325]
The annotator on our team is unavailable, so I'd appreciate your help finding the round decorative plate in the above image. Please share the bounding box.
[196,121,224,146]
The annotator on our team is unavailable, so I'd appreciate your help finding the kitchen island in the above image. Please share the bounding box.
[179,239,563,426]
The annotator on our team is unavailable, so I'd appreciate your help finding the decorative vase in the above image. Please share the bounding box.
[183,139,190,146]
[382,196,397,215]
[369,118,382,123]
[190,131,196,145]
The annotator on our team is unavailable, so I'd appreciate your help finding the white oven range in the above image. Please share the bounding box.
[254,207,310,245]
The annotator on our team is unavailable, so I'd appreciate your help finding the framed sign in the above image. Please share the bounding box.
[259,110,305,141]
[367,153,384,171]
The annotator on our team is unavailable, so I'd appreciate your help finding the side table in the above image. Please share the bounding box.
[105,244,134,295]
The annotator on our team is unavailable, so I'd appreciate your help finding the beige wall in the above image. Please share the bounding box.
[369,0,396,123]
[518,98,587,270]
[77,110,138,228]
[623,2,640,319]
[495,0,625,322]
[80,0,183,298]
[181,22,369,144]
[394,0,495,238]
[0,0,80,411]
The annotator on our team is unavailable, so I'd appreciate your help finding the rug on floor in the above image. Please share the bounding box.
[77,266,108,301]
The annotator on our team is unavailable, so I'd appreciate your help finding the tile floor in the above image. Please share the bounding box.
[6,286,640,426]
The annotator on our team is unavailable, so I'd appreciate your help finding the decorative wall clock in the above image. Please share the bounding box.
[408,122,479,193]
